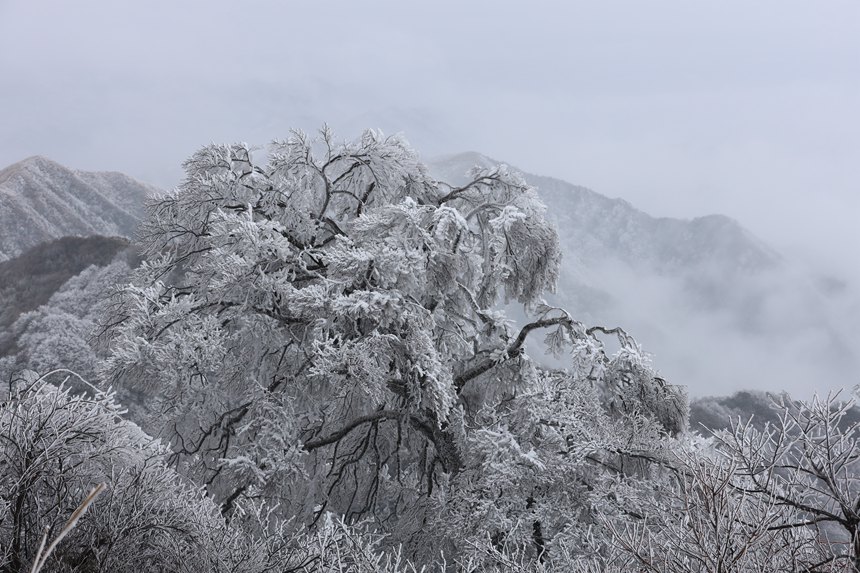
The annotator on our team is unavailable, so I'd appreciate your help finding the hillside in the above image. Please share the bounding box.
[0,235,133,355]
[0,156,156,260]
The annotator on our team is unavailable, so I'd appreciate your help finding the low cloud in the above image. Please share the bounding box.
[548,256,860,399]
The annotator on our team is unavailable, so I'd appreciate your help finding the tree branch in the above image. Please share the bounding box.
[303,410,400,451]
[454,316,570,392]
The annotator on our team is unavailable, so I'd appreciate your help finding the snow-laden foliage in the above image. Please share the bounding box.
[99,128,685,560]
[0,260,130,386]
[0,371,303,572]
[708,394,860,571]
[590,394,860,573]
[434,370,670,560]
[600,437,831,572]
[1,370,459,573]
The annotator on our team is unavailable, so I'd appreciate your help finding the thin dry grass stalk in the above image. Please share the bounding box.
[28,482,108,573]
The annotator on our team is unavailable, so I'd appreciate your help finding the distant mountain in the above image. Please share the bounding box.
[689,390,786,432]
[432,152,780,274]
[429,152,860,397]
[430,152,783,321]
[430,151,784,318]
[0,156,157,260]
[689,390,860,434]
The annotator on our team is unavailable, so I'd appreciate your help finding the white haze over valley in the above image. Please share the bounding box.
[1,0,859,398]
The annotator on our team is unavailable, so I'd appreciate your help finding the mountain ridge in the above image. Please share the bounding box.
[429,151,780,274]
[0,155,157,260]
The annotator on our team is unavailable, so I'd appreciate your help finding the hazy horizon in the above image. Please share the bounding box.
[2,2,858,265]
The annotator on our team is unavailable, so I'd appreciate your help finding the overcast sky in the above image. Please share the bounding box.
[1,0,858,270]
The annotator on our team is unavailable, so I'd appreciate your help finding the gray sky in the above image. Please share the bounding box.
[1,0,858,268]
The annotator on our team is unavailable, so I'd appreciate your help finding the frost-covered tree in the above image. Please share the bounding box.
[601,437,831,572]
[0,371,311,572]
[710,394,860,571]
[2,369,483,572]
[586,393,860,573]
[101,128,686,559]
